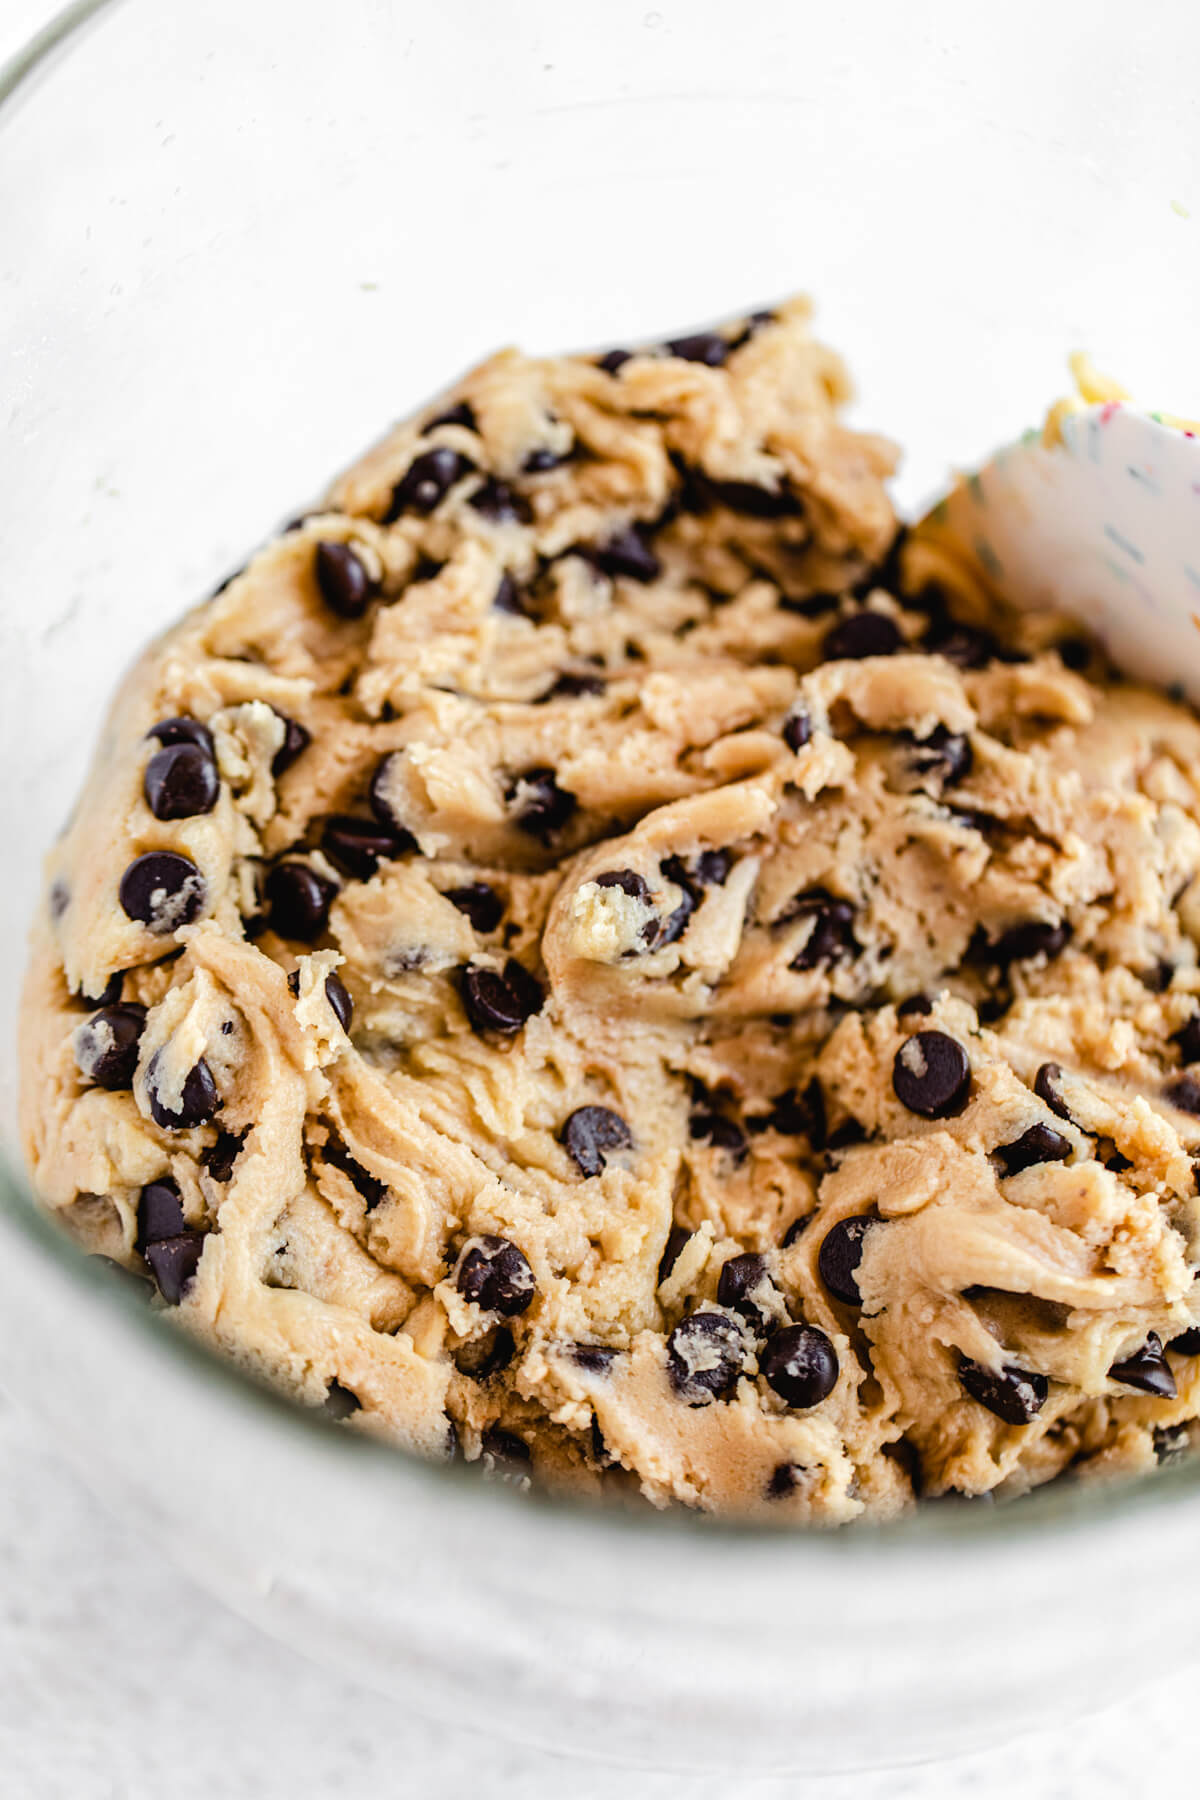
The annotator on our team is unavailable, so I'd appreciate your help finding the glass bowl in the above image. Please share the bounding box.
[3,0,1200,1775]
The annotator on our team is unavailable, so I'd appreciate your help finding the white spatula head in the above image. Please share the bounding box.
[916,399,1200,702]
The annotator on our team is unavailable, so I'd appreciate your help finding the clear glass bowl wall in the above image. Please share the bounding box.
[2,0,1199,1774]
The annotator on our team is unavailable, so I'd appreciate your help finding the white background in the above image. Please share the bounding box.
[2,2,1198,1794]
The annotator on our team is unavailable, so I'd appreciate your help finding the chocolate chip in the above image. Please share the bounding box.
[783,706,812,752]
[541,670,606,699]
[1105,1148,1134,1174]
[567,1343,619,1375]
[766,1462,807,1499]
[427,400,477,431]
[818,1214,874,1306]
[1173,1014,1200,1065]
[658,1224,690,1285]
[367,754,424,838]
[507,767,577,838]
[146,1050,220,1131]
[768,1079,826,1147]
[590,527,661,583]
[202,1131,244,1184]
[314,540,378,619]
[923,620,997,669]
[692,850,732,886]
[666,1310,746,1404]
[384,447,474,519]
[784,890,858,972]
[826,1118,867,1152]
[716,1252,774,1324]
[445,882,505,933]
[708,477,801,519]
[74,1003,147,1090]
[893,1030,971,1118]
[479,1425,531,1480]
[1109,1332,1177,1397]
[322,1140,387,1209]
[264,862,337,941]
[907,726,973,786]
[523,445,571,473]
[823,612,903,661]
[689,1112,747,1159]
[460,959,543,1034]
[453,1325,516,1382]
[897,994,933,1018]
[596,348,633,374]
[84,971,124,1007]
[665,331,729,366]
[147,716,216,757]
[271,711,310,777]
[321,812,415,882]
[974,920,1071,967]
[959,1356,1048,1424]
[595,869,652,904]
[143,742,220,821]
[324,1380,361,1420]
[144,1233,205,1304]
[1057,636,1092,671]
[1170,1327,1200,1355]
[779,592,840,618]
[561,1106,632,1178]
[456,1234,536,1317]
[1033,1062,1074,1122]
[469,477,531,525]
[759,1323,839,1409]
[135,1177,186,1253]
[492,572,527,615]
[288,967,353,1032]
[1154,1423,1192,1464]
[653,855,699,948]
[1167,1075,1200,1117]
[780,1217,811,1248]
[119,852,207,934]
[994,1123,1072,1178]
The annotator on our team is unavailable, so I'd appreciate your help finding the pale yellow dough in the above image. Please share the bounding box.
[21,298,1200,1521]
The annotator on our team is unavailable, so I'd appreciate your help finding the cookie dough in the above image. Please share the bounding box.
[20,298,1200,1522]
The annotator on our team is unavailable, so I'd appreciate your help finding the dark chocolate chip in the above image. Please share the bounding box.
[709,477,800,519]
[507,767,577,839]
[994,1123,1072,1178]
[665,331,729,366]
[202,1131,245,1184]
[1169,1327,1200,1356]
[959,1356,1048,1424]
[1173,1014,1200,1065]
[288,967,353,1032]
[454,1325,516,1382]
[264,862,337,941]
[84,970,125,1007]
[1109,1332,1177,1397]
[1154,1423,1192,1464]
[826,1117,867,1152]
[716,1252,774,1324]
[479,1425,531,1480]
[384,447,474,519]
[922,620,997,669]
[1033,1062,1073,1122]
[460,959,544,1034]
[1167,1076,1200,1117]
[784,890,857,972]
[1057,636,1092,671]
[445,882,505,934]
[778,591,840,618]
[143,742,220,822]
[270,711,311,777]
[689,1111,747,1159]
[469,477,531,525]
[975,920,1071,967]
[492,572,527,615]
[897,994,933,1018]
[781,1217,812,1248]
[567,1343,619,1375]
[1105,1148,1134,1174]
[74,1003,147,1090]
[595,869,652,904]
[766,1462,807,1499]
[590,527,661,583]
[692,850,732,886]
[144,1232,205,1305]
[818,1214,874,1306]
[823,612,903,661]
[596,348,633,374]
[147,716,216,757]
[135,1177,186,1253]
[322,1140,387,1209]
[456,1234,536,1317]
[427,400,477,431]
[322,812,415,882]
[367,754,423,838]
[146,1050,220,1131]
[314,540,378,619]
[523,444,571,473]
[768,1079,826,1147]
[324,1380,362,1420]
[1143,960,1176,994]
[658,1224,690,1286]
[893,1030,971,1118]
[653,855,699,948]
[119,852,207,934]
[666,1309,745,1404]
[907,726,973,786]
[783,707,812,752]
[561,1106,633,1178]
[759,1323,839,1409]
[410,555,446,584]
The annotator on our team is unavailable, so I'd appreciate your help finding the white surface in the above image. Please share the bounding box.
[3,1,1200,1793]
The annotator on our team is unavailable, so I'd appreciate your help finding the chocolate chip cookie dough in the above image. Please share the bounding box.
[21,298,1200,1522]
